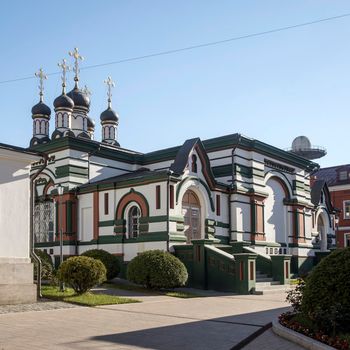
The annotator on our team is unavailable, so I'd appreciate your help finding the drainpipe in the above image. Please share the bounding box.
[30,152,48,299]
[166,170,173,252]
[73,187,79,256]
[230,135,242,243]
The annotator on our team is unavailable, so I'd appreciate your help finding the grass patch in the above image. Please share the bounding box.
[103,282,155,294]
[289,279,300,285]
[42,285,140,306]
[103,282,202,298]
[164,291,202,298]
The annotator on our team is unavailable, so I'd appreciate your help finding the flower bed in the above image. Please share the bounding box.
[279,312,349,350]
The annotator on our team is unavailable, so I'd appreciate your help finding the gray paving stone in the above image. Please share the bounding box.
[243,329,305,350]
[0,298,78,314]
[0,289,299,350]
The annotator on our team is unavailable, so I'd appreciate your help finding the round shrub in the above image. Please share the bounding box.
[127,250,188,289]
[58,256,106,294]
[301,248,350,333]
[33,249,54,280]
[81,249,120,280]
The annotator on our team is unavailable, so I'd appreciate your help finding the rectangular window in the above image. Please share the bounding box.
[104,193,109,215]
[298,212,305,237]
[344,201,350,219]
[196,245,201,262]
[285,261,289,279]
[345,233,350,247]
[339,171,348,181]
[156,185,161,209]
[239,261,244,281]
[170,185,174,209]
[256,204,264,233]
[216,194,221,216]
[249,261,254,281]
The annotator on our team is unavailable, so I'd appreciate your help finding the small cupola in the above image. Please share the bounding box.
[30,68,51,147]
[66,48,90,138]
[100,76,119,146]
[52,59,74,139]
[87,116,95,139]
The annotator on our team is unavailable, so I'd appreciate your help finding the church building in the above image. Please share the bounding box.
[30,49,336,292]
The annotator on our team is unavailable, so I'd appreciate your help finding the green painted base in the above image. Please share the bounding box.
[290,256,314,276]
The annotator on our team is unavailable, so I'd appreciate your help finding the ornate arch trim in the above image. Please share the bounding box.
[115,188,149,220]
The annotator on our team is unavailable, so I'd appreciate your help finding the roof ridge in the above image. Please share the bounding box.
[318,164,350,170]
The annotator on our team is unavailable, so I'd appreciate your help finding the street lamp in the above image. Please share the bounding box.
[57,184,65,292]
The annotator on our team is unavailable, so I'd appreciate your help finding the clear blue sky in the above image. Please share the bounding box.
[0,1,349,167]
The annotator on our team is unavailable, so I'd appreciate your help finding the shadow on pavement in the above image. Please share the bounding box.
[64,307,289,350]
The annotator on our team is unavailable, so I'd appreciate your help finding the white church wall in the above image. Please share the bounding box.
[98,226,113,236]
[0,146,39,304]
[99,189,115,222]
[0,153,35,260]
[230,194,251,241]
[123,241,167,262]
[116,182,168,218]
[148,222,167,232]
[78,193,93,242]
[304,210,312,241]
[146,160,173,171]
[207,148,232,162]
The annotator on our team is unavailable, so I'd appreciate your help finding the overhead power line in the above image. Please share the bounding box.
[0,12,350,85]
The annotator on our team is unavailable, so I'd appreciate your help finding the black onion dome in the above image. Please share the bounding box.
[87,117,95,129]
[67,87,90,109]
[100,107,119,122]
[54,94,74,109]
[31,101,51,116]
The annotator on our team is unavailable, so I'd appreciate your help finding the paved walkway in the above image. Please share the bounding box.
[242,329,304,350]
[0,288,304,350]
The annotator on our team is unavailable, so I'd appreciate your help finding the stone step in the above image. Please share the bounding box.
[253,284,292,295]
[256,277,274,283]
[255,281,281,287]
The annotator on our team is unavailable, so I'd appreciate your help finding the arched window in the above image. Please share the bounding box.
[264,178,288,244]
[34,200,54,243]
[182,190,201,243]
[128,206,140,238]
[316,214,328,251]
[191,154,197,173]
[41,120,46,134]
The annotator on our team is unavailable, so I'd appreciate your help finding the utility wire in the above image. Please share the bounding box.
[1,12,350,85]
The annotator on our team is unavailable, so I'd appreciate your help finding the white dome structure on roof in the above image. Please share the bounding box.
[292,136,312,151]
[288,136,326,160]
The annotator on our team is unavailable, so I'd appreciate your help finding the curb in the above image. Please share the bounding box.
[272,319,335,350]
[230,322,272,350]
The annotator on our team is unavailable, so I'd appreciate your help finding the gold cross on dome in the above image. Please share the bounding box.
[57,59,70,93]
[34,68,47,102]
[68,47,84,85]
[103,76,115,107]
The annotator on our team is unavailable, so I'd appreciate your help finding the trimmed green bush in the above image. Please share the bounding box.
[127,250,188,289]
[58,256,106,294]
[81,249,120,280]
[33,249,54,280]
[301,248,350,334]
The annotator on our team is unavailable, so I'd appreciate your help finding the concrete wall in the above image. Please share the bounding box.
[0,146,40,304]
